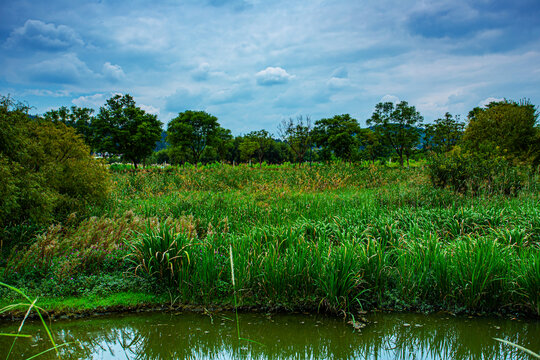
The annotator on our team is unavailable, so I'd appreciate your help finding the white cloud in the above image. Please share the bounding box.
[207,85,253,104]
[165,88,205,113]
[1,1,540,133]
[139,104,160,115]
[72,93,110,108]
[381,94,400,104]
[23,89,71,97]
[327,77,349,90]
[5,19,83,50]
[27,53,93,84]
[478,97,504,107]
[256,67,293,86]
[110,17,170,52]
[102,62,125,82]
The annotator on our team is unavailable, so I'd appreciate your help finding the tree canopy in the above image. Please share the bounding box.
[43,106,95,150]
[358,128,389,164]
[93,94,162,168]
[424,112,464,153]
[0,95,109,226]
[239,130,274,166]
[367,101,423,167]
[312,114,361,162]
[278,115,313,164]
[167,110,220,164]
[463,99,538,163]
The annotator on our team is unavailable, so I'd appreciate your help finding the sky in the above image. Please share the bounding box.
[1,0,540,135]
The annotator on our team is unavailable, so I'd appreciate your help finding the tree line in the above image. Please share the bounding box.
[37,94,540,168]
[1,93,538,227]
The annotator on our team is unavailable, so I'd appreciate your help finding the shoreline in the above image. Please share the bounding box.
[1,292,537,322]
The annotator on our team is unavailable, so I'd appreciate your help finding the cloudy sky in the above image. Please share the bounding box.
[1,0,539,134]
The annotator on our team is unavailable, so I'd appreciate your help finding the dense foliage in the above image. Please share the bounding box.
[424,112,464,153]
[2,164,539,317]
[0,96,110,228]
[93,94,163,168]
[167,110,220,164]
[367,101,423,167]
[428,100,539,193]
[463,99,539,163]
[313,114,361,162]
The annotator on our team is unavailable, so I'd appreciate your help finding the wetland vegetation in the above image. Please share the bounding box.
[2,163,539,317]
[1,94,539,359]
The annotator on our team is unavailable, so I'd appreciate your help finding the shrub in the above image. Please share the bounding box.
[0,95,110,227]
[427,146,530,195]
[125,221,198,288]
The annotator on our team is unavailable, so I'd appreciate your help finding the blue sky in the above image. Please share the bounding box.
[1,0,539,135]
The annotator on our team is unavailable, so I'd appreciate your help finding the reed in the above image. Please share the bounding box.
[3,163,539,316]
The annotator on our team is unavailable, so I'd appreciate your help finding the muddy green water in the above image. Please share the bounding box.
[1,312,538,359]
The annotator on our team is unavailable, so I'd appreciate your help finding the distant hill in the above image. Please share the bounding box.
[155,130,168,151]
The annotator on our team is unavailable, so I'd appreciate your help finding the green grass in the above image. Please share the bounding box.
[0,292,167,316]
[2,163,539,317]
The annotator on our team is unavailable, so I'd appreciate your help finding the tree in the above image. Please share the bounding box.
[239,130,273,167]
[358,128,389,164]
[463,99,538,163]
[0,95,109,227]
[214,127,234,163]
[312,114,361,162]
[43,106,95,149]
[367,101,423,167]
[278,115,313,164]
[424,112,464,153]
[167,110,219,165]
[265,140,291,164]
[93,94,162,168]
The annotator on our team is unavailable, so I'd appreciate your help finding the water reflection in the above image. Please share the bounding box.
[1,312,538,359]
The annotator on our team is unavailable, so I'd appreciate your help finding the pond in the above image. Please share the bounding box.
[1,311,538,359]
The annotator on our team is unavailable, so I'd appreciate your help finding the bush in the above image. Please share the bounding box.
[427,146,531,195]
[0,96,110,227]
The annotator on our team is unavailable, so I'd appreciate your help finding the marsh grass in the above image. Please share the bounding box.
[3,164,540,316]
[125,223,196,288]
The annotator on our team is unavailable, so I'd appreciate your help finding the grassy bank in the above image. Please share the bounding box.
[1,164,539,317]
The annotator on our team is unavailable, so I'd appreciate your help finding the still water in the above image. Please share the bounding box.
[1,311,538,359]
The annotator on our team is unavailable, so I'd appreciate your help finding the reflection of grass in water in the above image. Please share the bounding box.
[229,245,264,347]
[0,281,74,360]
[494,338,540,359]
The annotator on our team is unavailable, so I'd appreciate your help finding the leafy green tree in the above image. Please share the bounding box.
[278,115,313,164]
[214,127,234,163]
[463,99,538,163]
[93,94,162,168]
[358,128,389,164]
[43,106,95,149]
[145,149,170,165]
[239,130,273,167]
[167,110,219,165]
[367,101,423,167]
[266,140,292,164]
[424,112,464,153]
[238,136,258,164]
[313,114,361,162]
[0,95,109,227]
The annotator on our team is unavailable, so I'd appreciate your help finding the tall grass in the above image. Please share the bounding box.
[4,163,539,316]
